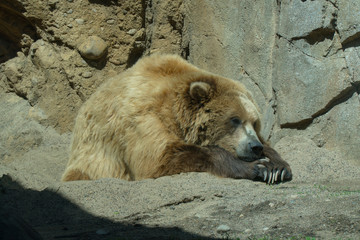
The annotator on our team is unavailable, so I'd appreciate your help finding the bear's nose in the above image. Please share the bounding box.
[249,141,263,157]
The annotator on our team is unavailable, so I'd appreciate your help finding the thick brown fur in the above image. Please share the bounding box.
[62,54,292,183]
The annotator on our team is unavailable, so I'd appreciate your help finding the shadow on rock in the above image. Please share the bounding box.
[0,175,214,240]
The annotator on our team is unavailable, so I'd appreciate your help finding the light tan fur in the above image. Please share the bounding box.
[62,54,291,182]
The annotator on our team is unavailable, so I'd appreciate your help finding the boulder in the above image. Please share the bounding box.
[77,36,108,60]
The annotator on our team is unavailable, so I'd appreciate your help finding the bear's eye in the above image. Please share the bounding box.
[230,117,242,127]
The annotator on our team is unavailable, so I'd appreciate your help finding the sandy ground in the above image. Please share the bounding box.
[1,93,360,240]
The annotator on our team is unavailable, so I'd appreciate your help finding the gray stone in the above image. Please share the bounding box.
[75,18,84,25]
[106,19,115,25]
[216,224,231,233]
[78,36,108,60]
[81,71,92,78]
[127,29,137,36]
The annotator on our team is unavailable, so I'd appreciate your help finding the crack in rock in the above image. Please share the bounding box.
[121,195,205,223]
[161,195,204,208]
[276,33,322,60]
[325,0,338,10]
[281,83,360,130]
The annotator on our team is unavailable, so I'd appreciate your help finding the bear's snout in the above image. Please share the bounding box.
[249,140,263,157]
[235,136,264,162]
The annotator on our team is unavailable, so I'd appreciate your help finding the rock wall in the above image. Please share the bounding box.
[182,0,360,163]
[274,0,360,164]
[0,0,359,163]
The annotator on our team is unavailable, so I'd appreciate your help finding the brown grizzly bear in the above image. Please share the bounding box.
[62,54,292,184]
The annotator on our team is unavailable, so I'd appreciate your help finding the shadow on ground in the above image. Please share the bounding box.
[0,175,215,240]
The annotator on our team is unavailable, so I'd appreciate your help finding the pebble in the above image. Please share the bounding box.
[107,19,115,25]
[67,9,73,14]
[109,58,121,65]
[75,18,84,25]
[290,194,298,199]
[31,77,39,85]
[67,24,73,28]
[134,28,145,40]
[78,36,108,60]
[127,29,137,36]
[216,224,231,233]
[82,71,93,78]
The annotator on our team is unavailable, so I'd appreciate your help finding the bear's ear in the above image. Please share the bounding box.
[189,81,211,101]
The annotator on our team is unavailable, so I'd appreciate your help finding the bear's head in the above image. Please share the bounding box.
[180,75,263,162]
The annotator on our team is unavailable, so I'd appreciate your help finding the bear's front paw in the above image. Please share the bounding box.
[255,158,292,184]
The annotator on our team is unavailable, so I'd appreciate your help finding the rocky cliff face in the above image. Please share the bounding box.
[1,0,359,162]
[183,0,360,164]
[0,0,360,164]
[1,0,359,164]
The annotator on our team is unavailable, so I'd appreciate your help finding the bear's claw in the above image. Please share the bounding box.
[281,170,286,182]
[263,170,267,182]
[259,168,290,185]
[254,156,292,184]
